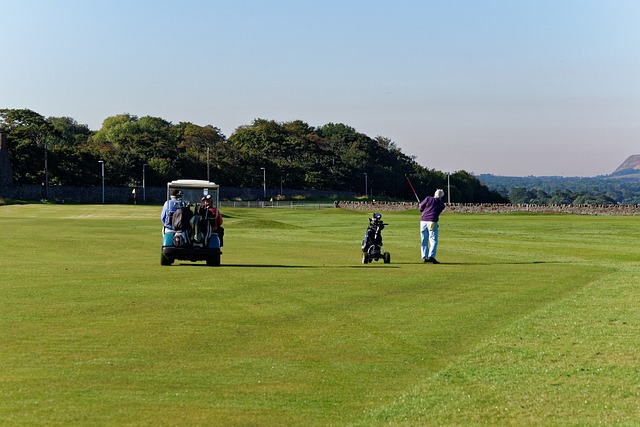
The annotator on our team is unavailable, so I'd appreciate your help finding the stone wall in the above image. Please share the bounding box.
[335,200,417,211]
[337,201,640,216]
[446,203,640,216]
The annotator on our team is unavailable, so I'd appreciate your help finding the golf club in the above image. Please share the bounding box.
[405,174,421,203]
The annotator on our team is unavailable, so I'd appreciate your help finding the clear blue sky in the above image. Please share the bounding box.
[2,0,639,176]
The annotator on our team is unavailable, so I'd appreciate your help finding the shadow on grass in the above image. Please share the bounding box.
[172,261,553,268]
[174,263,313,268]
[391,261,552,265]
[446,261,553,265]
[174,263,401,268]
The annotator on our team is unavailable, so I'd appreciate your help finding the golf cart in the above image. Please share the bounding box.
[161,179,223,266]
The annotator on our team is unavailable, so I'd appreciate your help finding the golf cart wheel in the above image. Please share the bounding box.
[207,254,221,267]
[161,253,174,266]
[362,253,369,264]
[383,252,391,264]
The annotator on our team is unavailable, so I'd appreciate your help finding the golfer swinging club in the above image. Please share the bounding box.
[419,189,446,263]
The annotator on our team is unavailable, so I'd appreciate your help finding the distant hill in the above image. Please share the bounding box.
[611,154,640,178]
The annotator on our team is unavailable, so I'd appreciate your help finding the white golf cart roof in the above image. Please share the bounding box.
[165,179,220,205]
[167,179,219,189]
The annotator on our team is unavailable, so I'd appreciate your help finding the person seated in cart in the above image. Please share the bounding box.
[198,194,224,245]
[160,189,184,232]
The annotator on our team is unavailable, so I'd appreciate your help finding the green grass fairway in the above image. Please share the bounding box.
[1,205,639,425]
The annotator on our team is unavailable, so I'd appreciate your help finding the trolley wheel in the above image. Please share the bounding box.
[383,252,391,264]
[362,253,369,264]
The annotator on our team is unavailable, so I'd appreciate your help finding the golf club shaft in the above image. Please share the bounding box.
[405,175,421,202]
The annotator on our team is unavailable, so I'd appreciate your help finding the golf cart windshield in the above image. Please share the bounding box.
[166,179,219,208]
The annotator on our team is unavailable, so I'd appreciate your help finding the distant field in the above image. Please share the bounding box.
[1,205,639,425]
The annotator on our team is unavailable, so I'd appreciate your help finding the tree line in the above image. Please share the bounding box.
[0,108,506,202]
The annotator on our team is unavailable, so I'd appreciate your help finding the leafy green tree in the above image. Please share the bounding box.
[47,117,92,148]
[46,117,95,185]
[227,119,283,187]
[0,109,53,187]
[572,192,616,205]
[549,190,573,205]
[528,189,551,205]
[509,187,535,204]
[90,114,179,186]
[281,120,329,190]
[172,122,226,185]
[229,119,335,191]
[318,123,373,191]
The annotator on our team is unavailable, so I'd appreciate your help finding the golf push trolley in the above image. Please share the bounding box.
[361,212,390,264]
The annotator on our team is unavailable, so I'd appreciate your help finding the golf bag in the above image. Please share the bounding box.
[198,206,224,247]
[172,205,193,248]
[361,213,390,264]
[172,205,193,232]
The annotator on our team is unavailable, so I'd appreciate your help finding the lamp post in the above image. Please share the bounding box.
[207,147,210,182]
[43,136,49,200]
[261,167,266,199]
[363,173,368,198]
[447,172,451,204]
[143,163,149,202]
[98,160,105,204]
